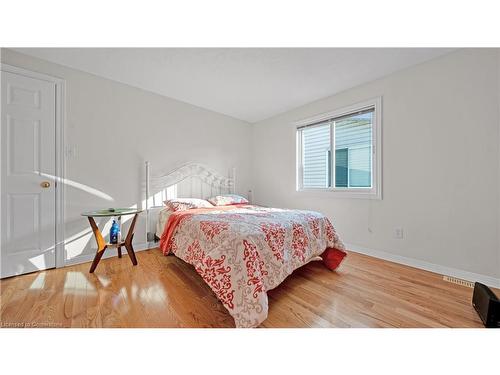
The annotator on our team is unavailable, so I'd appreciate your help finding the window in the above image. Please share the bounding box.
[296,98,381,198]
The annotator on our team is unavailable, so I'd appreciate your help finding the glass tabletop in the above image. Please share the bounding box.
[81,208,143,217]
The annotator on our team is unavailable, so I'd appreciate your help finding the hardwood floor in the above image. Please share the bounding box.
[0,248,489,328]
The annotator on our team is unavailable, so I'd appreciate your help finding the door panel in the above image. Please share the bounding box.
[1,70,56,278]
[7,116,41,175]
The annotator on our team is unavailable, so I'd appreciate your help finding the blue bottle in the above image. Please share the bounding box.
[110,220,119,244]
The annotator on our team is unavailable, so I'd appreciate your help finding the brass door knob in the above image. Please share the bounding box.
[40,181,51,188]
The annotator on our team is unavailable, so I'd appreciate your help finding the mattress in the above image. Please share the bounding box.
[155,207,173,239]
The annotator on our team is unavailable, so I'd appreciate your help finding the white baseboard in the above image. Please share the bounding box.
[63,241,156,267]
[345,242,500,289]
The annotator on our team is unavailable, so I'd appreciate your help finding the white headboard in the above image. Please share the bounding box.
[145,161,235,240]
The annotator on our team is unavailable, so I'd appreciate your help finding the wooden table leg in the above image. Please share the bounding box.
[124,213,138,266]
[88,217,107,273]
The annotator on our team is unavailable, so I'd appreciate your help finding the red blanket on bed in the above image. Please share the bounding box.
[159,204,346,327]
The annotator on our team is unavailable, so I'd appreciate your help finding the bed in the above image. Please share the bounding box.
[146,162,346,328]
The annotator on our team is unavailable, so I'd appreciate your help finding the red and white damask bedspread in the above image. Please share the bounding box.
[159,204,346,328]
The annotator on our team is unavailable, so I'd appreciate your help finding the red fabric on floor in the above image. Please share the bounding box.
[321,248,347,270]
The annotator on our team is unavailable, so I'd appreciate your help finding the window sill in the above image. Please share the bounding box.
[296,188,382,200]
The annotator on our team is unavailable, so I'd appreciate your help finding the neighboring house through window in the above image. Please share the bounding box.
[296,98,381,198]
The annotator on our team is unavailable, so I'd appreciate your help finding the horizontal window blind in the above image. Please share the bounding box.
[297,107,374,130]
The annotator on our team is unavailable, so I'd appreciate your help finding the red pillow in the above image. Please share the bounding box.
[321,248,347,271]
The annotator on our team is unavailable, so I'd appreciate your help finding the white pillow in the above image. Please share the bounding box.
[208,194,249,206]
[164,198,213,212]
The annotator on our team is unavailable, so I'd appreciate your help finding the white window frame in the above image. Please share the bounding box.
[295,97,382,199]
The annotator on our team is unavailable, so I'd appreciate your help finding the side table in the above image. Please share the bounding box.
[81,208,142,273]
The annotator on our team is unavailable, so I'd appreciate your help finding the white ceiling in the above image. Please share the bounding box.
[14,48,454,123]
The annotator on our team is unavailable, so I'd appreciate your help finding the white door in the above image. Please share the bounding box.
[1,70,57,278]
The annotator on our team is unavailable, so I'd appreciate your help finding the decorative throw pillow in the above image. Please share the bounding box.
[321,248,347,271]
[164,198,213,212]
[208,194,249,206]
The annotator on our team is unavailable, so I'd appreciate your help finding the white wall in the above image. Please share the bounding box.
[1,48,252,265]
[2,48,499,283]
[497,49,500,281]
[251,49,500,281]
